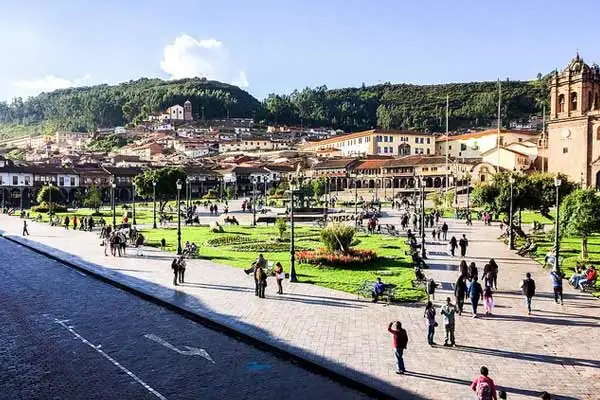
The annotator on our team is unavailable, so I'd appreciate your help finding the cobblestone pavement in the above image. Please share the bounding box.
[0,237,368,400]
[1,213,598,399]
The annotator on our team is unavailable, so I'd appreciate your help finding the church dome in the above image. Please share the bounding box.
[564,53,590,74]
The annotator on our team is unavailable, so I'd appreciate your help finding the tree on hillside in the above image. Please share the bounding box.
[82,187,102,213]
[133,167,186,212]
[36,185,63,204]
[559,189,600,258]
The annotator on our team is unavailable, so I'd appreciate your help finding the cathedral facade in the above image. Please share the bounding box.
[547,54,600,187]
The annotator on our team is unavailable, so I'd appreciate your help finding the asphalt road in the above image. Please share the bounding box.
[0,238,369,400]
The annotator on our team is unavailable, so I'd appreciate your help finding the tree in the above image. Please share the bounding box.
[82,187,102,212]
[312,177,326,202]
[36,185,62,204]
[276,218,287,240]
[133,167,186,212]
[559,189,600,258]
[428,191,443,209]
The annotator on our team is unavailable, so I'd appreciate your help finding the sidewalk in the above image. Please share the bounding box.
[2,215,598,399]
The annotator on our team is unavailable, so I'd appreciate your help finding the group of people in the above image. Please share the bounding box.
[448,233,469,257]
[60,215,103,231]
[182,241,198,257]
[453,259,499,317]
[569,264,598,290]
[243,254,286,298]
[171,256,187,285]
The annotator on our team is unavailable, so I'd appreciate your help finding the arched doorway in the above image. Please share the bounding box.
[398,143,411,156]
[434,177,441,188]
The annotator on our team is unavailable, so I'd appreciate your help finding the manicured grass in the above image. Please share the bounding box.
[514,230,600,297]
[142,225,425,302]
[501,210,556,225]
[27,206,169,226]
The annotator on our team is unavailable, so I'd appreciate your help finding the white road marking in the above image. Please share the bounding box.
[54,319,167,400]
[144,333,215,364]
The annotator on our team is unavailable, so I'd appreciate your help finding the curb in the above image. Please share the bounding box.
[2,234,400,400]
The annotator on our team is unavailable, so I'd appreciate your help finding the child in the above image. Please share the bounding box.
[483,285,494,315]
[431,228,437,240]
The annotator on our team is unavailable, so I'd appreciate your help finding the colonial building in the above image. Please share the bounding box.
[436,129,539,160]
[303,129,436,157]
[547,54,600,187]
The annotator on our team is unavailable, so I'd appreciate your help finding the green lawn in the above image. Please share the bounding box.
[141,225,424,302]
[514,228,600,297]
[27,206,170,226]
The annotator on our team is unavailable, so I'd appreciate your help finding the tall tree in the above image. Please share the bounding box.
[559,189,600,258]
[133,167,186,212]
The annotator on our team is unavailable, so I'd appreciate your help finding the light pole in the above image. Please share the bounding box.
[554,177,562,271]
[323,177,329,226]
[420,177,427,259]
[252,177,257,226]
[111,179,116,228]
[48,182,53,217]
[508,174,515,250]
[132,181,137,226]
[580,172,584,188]
[176,178,182,255]
[289,177,298,282]
[354,172,359,221]
[152,180,157,229]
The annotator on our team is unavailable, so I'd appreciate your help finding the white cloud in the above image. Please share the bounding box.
[13,73,91,94]
[160,34,249,88]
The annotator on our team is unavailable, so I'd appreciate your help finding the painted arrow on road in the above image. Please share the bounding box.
[144,334,215,364]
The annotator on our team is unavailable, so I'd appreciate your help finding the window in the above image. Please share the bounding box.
[377,146,381,153]
[558,94,565,112]
[597,127,600,141]
[24,177,30,185]
[426,138,430,144]
[415,137,418,143]
[562,147,568,154]
[383,147,388,153]
[389,136,394,142]
[12,176,17,185]
[358,138,362,144]
[59,177,65,186]
[426,148,430,155]
[449,145,452,150]
[518,138,523,142]
[70,177,75,186]
[571,92,578,111]
[377,135,382,142]
[460,143,467,151]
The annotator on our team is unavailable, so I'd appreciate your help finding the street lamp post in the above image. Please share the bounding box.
[391,178,395,208]
[111,179,116,228]
[354,173,359,221]
[176,179,182,255]
[48,182,53,216]
[554,177,562,271]
[508,175,515,250]
[152,180,157,229]
[420,177,427,259]
[132,182,137,226]
[289,177,298,282]
[252,177,257,226]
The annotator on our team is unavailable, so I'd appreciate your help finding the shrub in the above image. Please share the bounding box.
[31,202,68,213]
[276,218,287,240]
[203,189,218,200]
[296,248,377,267]
[320,223,356,254]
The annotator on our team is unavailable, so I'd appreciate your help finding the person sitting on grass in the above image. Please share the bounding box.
[372,277,386,302]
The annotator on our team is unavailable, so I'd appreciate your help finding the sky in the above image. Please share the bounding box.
[1,0,599,101]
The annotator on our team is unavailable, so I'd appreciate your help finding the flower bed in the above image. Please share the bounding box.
[231,242,304,253]
[296,248,377,267]
[205,235,254,247]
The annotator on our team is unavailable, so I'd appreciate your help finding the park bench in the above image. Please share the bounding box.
[256,216,276,225]
[356,280,397,304]
[581,278,598,293]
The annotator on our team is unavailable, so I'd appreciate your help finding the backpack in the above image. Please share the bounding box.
[476,380,493,400]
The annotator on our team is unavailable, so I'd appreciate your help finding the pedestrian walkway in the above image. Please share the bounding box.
[1,214,597,399]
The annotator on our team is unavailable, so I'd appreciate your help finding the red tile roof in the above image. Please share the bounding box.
[436,129,539,142]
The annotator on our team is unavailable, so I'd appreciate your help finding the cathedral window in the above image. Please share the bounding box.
[571,92,578,111]
[558,94,565,112]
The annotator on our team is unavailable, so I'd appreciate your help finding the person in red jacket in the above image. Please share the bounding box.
[388,321,408,374]
[471,366,498,400]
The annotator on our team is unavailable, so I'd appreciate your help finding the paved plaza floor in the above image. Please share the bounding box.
[1,211,598,399]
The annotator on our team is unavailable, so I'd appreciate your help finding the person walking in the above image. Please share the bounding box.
[470,366,498,400]
[171,258,179,286]
[248,253,267,297]
[441,297,458,346]
[459,234,469,257]
[426,278,438,301]
[520,272,536,315]
[489,258,499,289]
[441,222,449,241]
[22,220,29,236]
[483,285,494,316]
[387,321,408,374]
[255,264,267,298]
[73,215,78,231]
[424,301,437,346]
[274,262,284,294]
[449,236,458,257]
[177,256,186,284]
[469,262,478,282]
[550,269,564,305]
[469,277,483,318]
[454,274,467,315]
[459,260,468,278]
[64,215,70,230]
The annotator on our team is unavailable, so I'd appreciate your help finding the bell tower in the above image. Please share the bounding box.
[547,54,600,187]
[183,100,193,121]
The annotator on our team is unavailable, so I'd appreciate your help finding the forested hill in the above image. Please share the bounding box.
[0,77,262,132]
[258,78,550,132]
[0,76,549,136]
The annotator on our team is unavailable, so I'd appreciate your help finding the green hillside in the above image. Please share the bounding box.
[0,76,550,138]
[0,77,262,133]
